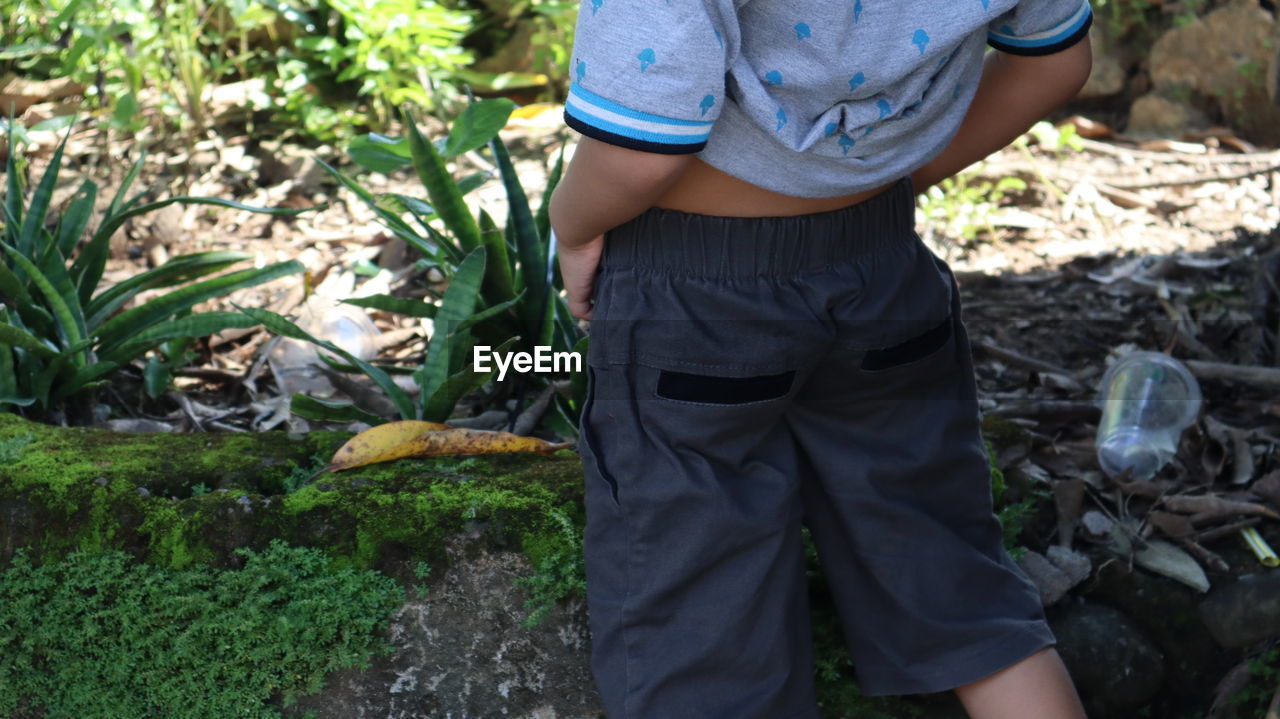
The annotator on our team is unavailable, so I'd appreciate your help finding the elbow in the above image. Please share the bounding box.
[1064,35,1094,98]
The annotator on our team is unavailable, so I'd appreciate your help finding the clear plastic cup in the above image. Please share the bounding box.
[1095,351,1202,480]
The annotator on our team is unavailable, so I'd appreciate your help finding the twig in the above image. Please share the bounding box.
[986,400,1099,421]
[1266,680,1280,719]
[1078,137,1280,164]
[1178,537,1230,573]
[512,384,557,437]
[1109,162,1280,190]
[1185,360,1280,390]
[973,337,1081,378]
[1194,518,1262,544]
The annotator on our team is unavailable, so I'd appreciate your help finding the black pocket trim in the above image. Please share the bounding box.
[860,316,952,371]
[656,369,795,404]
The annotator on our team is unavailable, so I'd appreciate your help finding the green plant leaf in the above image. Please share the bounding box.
[442,98,516,158]
[349,133,412,173]
[238,305,415,420]
[54,180,97,259]
[290,395,387,426]
[422,336,515,422]
[0,323,58,359]
[105,151,144,219]
[48,360,118,403]
[317,158,459,265]
[4,125,23,238]
[477,208,515,304]
[76,196,316,307]
[342,294,438,319]
[454,290,524,333]
[416,247,486,410]
[16,123,69,259]
[536,143,566,253]
[0,242,86,365]
[143,355,170,398]
[94,260,304,353]
[84,250,251,328]
[405,109,482,254]
[98,312,261,366]
[490,133,547,342]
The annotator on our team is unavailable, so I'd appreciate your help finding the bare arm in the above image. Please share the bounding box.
[548,137,693,318]
[549,137,693,250]
[910,38,1093,192]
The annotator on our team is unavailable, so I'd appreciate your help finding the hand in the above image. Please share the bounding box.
[557,235,604,320]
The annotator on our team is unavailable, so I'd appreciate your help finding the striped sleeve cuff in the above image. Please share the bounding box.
[987,0,1093,56]
[564,83,715,154]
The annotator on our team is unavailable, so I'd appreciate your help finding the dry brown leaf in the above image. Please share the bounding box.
[1060,115,1113,139]
[321,420,570,474]
[1253,470,1280,509]
[1052,478,1085,547]
[1162,494,1280,521]
[1147,510,1195,539]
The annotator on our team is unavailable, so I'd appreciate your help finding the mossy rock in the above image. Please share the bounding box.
[0,413,585,583]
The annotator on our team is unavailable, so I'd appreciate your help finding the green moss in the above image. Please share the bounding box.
[0,539,404,719]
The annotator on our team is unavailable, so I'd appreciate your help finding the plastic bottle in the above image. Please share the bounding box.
[1095,351,1202,480]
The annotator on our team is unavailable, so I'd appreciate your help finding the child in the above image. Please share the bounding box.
[549,0,1093,716]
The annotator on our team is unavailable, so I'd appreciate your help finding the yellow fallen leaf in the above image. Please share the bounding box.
[318,420,450,476]
[319,421,570,474]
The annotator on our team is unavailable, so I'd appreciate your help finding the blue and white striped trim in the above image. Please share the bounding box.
[565,82,714,153]
[988,0,1092,56]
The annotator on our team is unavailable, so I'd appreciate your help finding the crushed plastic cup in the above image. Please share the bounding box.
[267,295,380,397]
[1095,351,1202,480]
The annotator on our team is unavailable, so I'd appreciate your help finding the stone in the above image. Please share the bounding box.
[1017,549,1075,606]
[1146,0,1280,144]
[1050,602,1165,718]
[277,534,602,719]
[1199,569,1280,648]
[1126,93,1207,138]
[1047,545,1092,587]
[1081,548,1234,716]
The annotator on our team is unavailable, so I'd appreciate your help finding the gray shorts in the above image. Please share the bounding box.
[577,178,1055,719]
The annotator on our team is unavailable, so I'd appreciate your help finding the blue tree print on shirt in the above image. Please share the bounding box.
[825,122,839,137]
[848,72,865,91]
[795,23,811,40]
[980,0,990,9]
[776,107,788,132]
[638,48,656,72]
[876,98,892,119]
[765,70,783,86]
[714,29,724,48]
[912,29,930,55]
[700,94,716,117]
[854,0,863,23]
[952,82,963,99]
[591,0,603,15]
[839,134,856,156]
[576,60,586,83]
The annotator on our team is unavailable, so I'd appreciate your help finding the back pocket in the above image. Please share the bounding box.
[655,368,796,405]
[859,315,952,371]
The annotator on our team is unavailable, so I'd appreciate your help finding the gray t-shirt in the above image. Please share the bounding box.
[564,0,1092,197]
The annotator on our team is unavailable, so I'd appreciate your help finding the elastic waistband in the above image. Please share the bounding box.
[602,177,917,278]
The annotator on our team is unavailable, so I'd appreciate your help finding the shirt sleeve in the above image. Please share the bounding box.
[987,0,1093,56]
[564,0,731,154]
